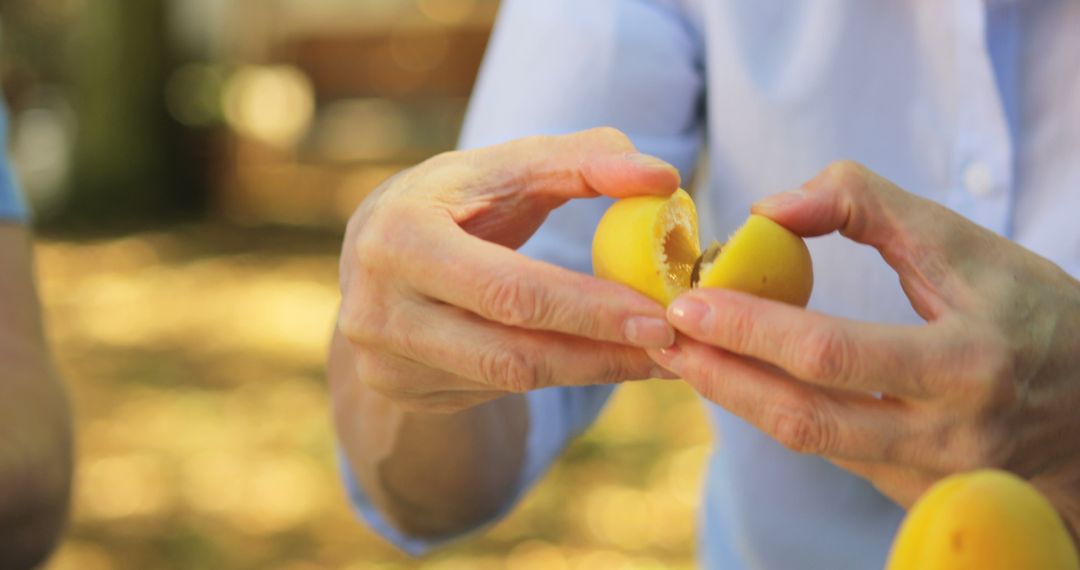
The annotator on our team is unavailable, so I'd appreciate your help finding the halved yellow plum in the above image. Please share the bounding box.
[591,189,813,306]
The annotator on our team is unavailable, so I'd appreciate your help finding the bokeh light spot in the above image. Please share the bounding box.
[506,540,569,570]
[79,454,174,520]
[224,66,314,148]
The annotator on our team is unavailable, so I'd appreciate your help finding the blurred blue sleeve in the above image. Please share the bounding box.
[343,0,704,554]
[0,105,27,222]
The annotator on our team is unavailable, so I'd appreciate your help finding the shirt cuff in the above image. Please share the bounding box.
[0,159,28,223]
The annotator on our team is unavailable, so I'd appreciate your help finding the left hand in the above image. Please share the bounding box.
[648,161,1080,536]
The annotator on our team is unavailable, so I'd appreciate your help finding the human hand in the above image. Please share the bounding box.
[648,161,1080,536]
[337,128,680,413]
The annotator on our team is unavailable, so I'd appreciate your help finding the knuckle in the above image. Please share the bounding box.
[601,349,654,384]
[584,126,632,148]
[793,329,852,383]
[822,160,870,191]
[767,403,829,455]
[719,302,756,353]
[351,211,406,274]
[338,300,385,347]
[415,149,475,181]
[479,346,541,393]
[381,307,425,361]
[480,275,542,327]
[366,205,419,257]
[359,215,395,255]
[418,150,480,186]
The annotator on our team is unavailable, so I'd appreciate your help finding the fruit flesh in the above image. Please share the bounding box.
[591,189,700,305]
[887,470,1080,570]
[662,222,698,292]
[592,189,813,307]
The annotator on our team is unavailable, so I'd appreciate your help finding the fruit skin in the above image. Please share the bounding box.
[591,189,700,305]
[696,214,814,307]
[886,470,1080,570]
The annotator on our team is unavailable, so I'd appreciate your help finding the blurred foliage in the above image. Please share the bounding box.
[35,225,713,570]
[66,0,204,219]
[2,0,498,226]
[3,0,207,222]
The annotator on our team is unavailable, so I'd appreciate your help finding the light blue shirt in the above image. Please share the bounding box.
[0,104,26,222]
[344,1,1080,567]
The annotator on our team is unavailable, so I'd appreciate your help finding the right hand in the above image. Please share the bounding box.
[337,128,680,413]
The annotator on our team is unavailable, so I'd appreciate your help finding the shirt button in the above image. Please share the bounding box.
[963,161,997,197]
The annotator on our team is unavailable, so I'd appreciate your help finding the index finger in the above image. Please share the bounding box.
[666,288,965,399]
[398,212,676,349]
[467,127,683,201]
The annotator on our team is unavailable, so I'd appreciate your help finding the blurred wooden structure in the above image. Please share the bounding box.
[1,0,499,225]
[213,1,500,226]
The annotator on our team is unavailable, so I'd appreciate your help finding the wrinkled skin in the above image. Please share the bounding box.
[336,128,682,415]
[332,128,685,536]
[649,161,1080,544]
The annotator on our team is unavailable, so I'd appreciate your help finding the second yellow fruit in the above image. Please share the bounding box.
[887,470,1079,570]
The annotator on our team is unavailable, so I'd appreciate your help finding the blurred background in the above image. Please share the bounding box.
[3,1,712,568]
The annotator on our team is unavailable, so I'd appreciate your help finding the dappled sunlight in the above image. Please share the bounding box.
[37,225,710,569]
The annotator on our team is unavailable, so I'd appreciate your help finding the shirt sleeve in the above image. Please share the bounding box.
[343,0,705,554]
[0,104,28,223]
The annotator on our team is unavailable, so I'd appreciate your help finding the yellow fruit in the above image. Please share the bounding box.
[591,189,813,306]
[886,470,1080,570]
[694,214,813,306]
[592,189,701,305]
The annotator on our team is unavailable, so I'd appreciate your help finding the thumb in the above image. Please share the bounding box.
[751,160,943,254]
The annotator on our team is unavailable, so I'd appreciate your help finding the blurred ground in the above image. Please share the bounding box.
[34,224,713,570]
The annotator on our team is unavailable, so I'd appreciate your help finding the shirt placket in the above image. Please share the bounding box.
[946,0,1015,236]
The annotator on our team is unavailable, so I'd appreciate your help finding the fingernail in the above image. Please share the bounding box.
[755,189,805,211]
[624,317,675,348]
[668,297,712,332]
[624,152,675,171]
